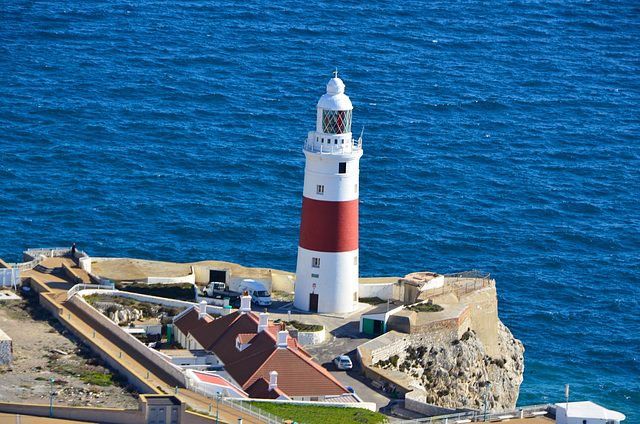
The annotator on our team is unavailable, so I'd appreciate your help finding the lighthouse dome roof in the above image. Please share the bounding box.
[317,77,353,111]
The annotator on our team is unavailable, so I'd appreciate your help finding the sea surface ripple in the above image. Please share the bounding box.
[1,0,639,419]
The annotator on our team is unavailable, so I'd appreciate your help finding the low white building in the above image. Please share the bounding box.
[556,401,626,424]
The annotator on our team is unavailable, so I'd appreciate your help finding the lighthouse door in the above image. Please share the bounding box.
[309,293,319,312]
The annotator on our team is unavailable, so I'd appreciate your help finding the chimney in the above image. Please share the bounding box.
[198,300,207,320]
[268,371,278,391]
[239,290,252,313]
[276,323,288,348]
[258,310,269,333]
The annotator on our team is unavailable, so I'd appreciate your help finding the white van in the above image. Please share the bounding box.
[239,279,272,306]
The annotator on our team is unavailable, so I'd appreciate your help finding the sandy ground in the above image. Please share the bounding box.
[0,293,139,409]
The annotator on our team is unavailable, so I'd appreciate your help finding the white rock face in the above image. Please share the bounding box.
[375,321,524,411]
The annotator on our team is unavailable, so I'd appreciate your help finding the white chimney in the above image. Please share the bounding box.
[258,311,269,333]
[276,330,288,349]
[198,300,207,320]
[239,291,252,313]
[268,371,278,391]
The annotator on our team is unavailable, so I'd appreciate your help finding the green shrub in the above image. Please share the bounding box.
[286,321,323,332]
[407,303,444,313]
[82,372,113,386]
[389,355,399,367]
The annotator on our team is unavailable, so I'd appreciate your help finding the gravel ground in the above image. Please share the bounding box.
[0,292,139,409]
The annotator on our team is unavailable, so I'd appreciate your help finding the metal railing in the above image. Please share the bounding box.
[184,381,283,424]
[67,283,115,300]
[418,270,492,300]
[304,136,362,155]
[392,404,551,423]
[224,398,283,424]
[6,254,47,271]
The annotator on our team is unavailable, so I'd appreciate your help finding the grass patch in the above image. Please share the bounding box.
[114,282,196,301]
[407,303,444,313]
[286,321,323,332]
[358,297,386,305]
[82,372,113,386]
[250,402,388,424]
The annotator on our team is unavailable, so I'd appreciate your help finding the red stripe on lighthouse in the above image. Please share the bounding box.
[299,197,358,253]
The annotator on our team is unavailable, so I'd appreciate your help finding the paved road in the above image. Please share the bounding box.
[265,303,394,412]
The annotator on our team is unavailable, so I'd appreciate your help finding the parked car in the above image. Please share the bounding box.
[333,355,353,370]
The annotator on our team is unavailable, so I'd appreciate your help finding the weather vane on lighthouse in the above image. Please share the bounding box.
[293,72,364,314]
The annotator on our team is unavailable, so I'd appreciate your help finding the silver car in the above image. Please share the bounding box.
[333,355,353,370]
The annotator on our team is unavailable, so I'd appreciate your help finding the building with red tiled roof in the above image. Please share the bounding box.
[173,296,351,401]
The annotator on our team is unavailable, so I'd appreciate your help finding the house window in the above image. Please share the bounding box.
[311,274,319,278]
[339,162,347,174]
[312,257,320,268]
[317,185,324,195]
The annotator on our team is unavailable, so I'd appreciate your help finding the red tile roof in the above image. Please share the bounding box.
[173,307,213,335]
[245,377,288,400]
[224,345,348,397]
[178,308,347,398]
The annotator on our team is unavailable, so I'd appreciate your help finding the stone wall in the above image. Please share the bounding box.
[0,329,12,364]
[0,402,143,424]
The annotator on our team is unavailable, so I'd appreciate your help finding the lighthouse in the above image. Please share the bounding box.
[293,72,363,314]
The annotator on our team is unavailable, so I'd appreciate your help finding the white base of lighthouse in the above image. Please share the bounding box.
[293,247,359,314]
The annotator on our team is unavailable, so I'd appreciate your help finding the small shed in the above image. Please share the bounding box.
[0,328,13,364]
[359,302,404,336]
[555,401,626,424]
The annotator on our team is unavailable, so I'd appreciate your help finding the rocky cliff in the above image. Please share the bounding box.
[374,320,524,411]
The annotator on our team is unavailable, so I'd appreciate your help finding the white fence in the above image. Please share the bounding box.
[392,404,551,423]
[0,268,21,288]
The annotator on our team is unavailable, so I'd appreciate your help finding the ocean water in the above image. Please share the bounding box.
[1,0,638,420]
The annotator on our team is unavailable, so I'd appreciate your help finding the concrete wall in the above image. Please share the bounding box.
[294,328,325,345]
[272,273,295,293]
[460,286,500,357]
[404,389,458,416]
[0,402,143,424]
[69,294,187,388]
[359,282,397,300]
[147,274,195,285]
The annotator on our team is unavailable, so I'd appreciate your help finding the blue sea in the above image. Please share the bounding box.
[1,0,638,420]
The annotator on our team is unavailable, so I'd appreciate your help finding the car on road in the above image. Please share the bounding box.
[333,355,353,370]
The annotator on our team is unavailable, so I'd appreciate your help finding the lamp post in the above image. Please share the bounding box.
[49,378,54,418]
[484,382,491,422]
[215,391,221,424]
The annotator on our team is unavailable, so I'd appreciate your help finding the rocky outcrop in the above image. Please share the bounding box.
[374,320,524,411]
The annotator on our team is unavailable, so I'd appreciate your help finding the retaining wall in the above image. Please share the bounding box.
[81,289,229,316]
[68,294,187,388]
[404,389,458,416]
[0,402,143,424]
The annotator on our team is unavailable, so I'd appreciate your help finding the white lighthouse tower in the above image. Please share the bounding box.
[293,72,363,314]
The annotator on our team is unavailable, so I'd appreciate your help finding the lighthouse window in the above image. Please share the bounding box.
[312,257,320,268]
[339,162,347,174]
[322,110,352,134]
[311,274,319,278]
[317,185,324,194]
[334,139,338,145]
[354,256,358,265]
